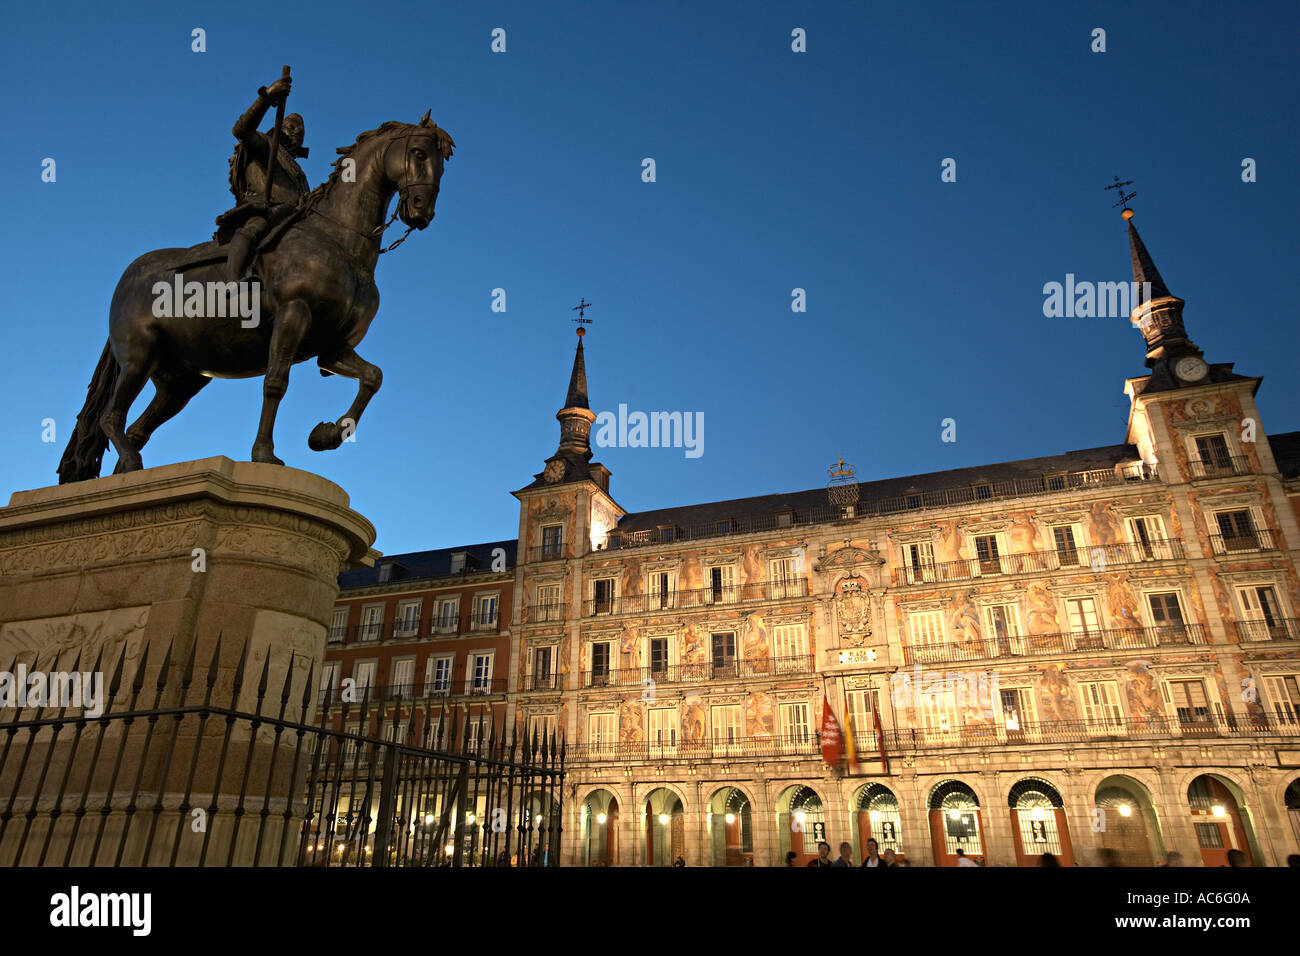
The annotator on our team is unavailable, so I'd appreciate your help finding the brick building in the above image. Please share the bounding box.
[324,214,1300,866]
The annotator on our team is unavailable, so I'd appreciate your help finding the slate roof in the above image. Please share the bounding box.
[339,539,517,589]
[1270,431,1300,479]
[614,443,1144,535]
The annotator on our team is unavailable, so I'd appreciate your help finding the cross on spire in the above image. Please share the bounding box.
[1105,175,1138,214]
[571,298,593,324]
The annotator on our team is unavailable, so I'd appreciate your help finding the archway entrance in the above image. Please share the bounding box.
[1187,775,1255,867]
[1094,776,1162,866]
[776,785,825,865]
[520,791,561,867]
[1008,778,1074,866]
[1287,778,1300,852]
[582,789,619,866]
[853,783,902,861]
[643,788,684,866]
[708,787,753,866]
[928,780,984,866]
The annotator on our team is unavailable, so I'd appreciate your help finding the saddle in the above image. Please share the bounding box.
[168,206,305,275]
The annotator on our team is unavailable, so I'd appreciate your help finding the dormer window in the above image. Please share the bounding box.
[449,551,473,574]
[776,510,794,528]
[658,524,677,544]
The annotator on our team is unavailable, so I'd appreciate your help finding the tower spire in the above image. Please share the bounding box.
[1127,218,1172,301]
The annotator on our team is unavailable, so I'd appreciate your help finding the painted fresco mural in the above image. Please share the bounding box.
[743,613,770,673]
[745,691,774,739]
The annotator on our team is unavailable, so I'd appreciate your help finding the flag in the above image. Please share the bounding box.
[820,698,843,766]
[843,702,859,771]
[873,702,890,774]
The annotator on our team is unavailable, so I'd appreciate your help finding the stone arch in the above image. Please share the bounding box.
[642,786,686,867]
[1284,777,1300,855]
[1183,772,1260,867]
[1007,777,1074,866]
[927,778,985,866]
[707,786,754,866]
[579,788,620,867]
[775,784,826,865]
[851,782,903,861]
[1093,773,1164,866]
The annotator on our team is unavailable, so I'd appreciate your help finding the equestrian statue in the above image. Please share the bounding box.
[57,66,455,483]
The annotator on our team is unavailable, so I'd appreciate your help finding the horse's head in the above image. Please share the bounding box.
[385,111,455,231]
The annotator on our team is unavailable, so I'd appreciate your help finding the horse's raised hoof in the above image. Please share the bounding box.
[308,421,343,452]
[251,443,285,466]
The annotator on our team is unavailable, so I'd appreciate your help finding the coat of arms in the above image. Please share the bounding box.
[835,577,872,646]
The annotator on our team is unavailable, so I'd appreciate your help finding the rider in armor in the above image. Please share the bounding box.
[214,74,310,282]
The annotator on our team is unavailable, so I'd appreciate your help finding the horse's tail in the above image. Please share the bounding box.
[56,340,118,484]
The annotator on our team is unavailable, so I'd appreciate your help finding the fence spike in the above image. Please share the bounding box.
[280,651,296,705]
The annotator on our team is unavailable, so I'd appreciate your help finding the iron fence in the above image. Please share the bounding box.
[893,539,1185,585]
[0,639,562,867]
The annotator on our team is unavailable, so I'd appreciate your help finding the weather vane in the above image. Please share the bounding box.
[572,297,593,324]
[1105,175,1137,219]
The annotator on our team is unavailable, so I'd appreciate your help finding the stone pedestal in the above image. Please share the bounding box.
[0,457,376,865]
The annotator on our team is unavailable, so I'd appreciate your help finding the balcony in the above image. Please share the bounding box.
[604,463,1160,550]
[882,714,1300,752]
[583,654,814,688]
[316,677,508,707]
[1209,529,1281,555]
[582,579,809,617]
[901,624,1209,665]
[468,610,500,632]
[527,544,568,563]
[527,672,560,692]
[893,539,1185,586]
[1188,456,1253,479]
[1235,618,1300,642]
[527,604,565,624]
[566,731,822,763]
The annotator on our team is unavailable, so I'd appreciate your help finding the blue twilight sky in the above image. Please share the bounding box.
[1,0,1297,556]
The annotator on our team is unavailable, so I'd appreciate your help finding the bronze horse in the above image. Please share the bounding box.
[57,113,454,483]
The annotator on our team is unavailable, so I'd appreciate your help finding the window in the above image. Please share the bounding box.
[1262,675,1300,726]
[711,632,737,676]
[711,705,743,750]
[529,713,558,746]
[395,600,421,637]
[533,646,554,690]
[1147,592,1185,634]
[776,510,794,528]
[708,565,737,603]
[390,658,415,698]
[472,593,498,629]
[541,525,563,558]
[649,637,669,676]
[434,597,460,633]
[1195,823,1225,849]
[648,571,673,610]
[1065,597,1100,638]
[1000,688,1034,738]
[773,623,808,666]
[984,604,1023,654]
[536,584,561,622]
[1044,473,1067,491]
[1238,585,1282,640]
[919,685,958,737]
[1163,678,1216,730]
[908,610,946,653]
[973,483,993,500]
[588,713,616,754]
[714,519,732,535]
[769,557,800,599]
[1079,680,1125,733]
[1052,526,1081,566]
[906,494,922,509]
[648,708,677,750]
[781,702,811,745]
[905,541,936,584]
[659,525,676,543]
[352,661,376,694]
[466,716,486,753]
[1194,434,1232,471]
[449,551,475,574]
[359,605,384,642]
[1215,510,1257,551]
[1128,515,1168,559]
[972,534,1001,573]
[320,662,340,703]
[593,578,616,615]
[425,655,452,695]
[845,689,879,744]
[590,642,612,684]
[328,607,348,644]
[468,653,494,695]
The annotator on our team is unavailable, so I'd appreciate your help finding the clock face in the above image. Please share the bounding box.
[1174,357,1207,382]
[543,459,565,483]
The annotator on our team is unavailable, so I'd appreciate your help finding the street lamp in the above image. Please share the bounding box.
[1117,804,1132,817]
[725,813,736,825]
[1211,805,1226,818]
[596,813,607,825]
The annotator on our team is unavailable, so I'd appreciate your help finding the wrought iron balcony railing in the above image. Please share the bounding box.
[604,462,1159,550]
[527,544,568,563]
[468,611,500,631]
[527,672,560,691]
[1188,456,1253,479]
[582,654,814,688]
[527,604,566,624]
[882,714,1300,752]
[900,624,1209,665]
[317,677,509,707]
[583,579,808,617]
[1209,529,1281,555]
[565,731,821,762]
[1234,618,1300,642]
[893,538,1185,586]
